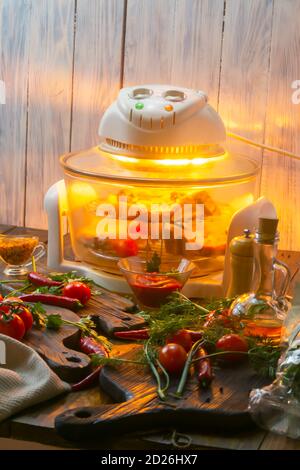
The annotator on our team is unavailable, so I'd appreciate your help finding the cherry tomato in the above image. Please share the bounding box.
[110,239,138,257]
[62,281,91,305]
[0,296,23,313]
[158,343,187,374]
[166,329,193,352]
[0,313,25,340]
[14,305,33,332]
[0,295,3,301]
[215,334,248,362]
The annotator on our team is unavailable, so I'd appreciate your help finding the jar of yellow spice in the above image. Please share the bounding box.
[0,234,46,276]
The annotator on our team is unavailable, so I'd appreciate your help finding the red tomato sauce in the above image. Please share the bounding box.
[130,274,182,308]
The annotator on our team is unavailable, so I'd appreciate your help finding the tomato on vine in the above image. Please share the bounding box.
[14,306,33,332]
[166,329,193,352]
[0,313,25,340]
[62,281,91,305]
[216,334,248,362]
[158,343,187,374]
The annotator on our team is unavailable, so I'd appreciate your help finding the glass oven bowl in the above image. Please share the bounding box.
[60,146,259,278]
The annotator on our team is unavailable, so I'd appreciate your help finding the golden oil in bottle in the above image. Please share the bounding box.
[229,218,291,344]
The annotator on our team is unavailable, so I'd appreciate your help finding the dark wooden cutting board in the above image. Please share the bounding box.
[0,279,145,337]
[86,293,145,336]
[0,274,145,382]
[55,344,270,441]
[23,305,92,383]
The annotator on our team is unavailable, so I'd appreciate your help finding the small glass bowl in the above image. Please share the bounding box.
[118,257,195,308]
[0,234,46,276]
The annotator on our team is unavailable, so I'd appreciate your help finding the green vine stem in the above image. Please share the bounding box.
[156,358,170,393]
[177,292,210,316]
[5,283,31,297]
[191,350,248,363]
[175,338,204,397]
[144,339,167,401]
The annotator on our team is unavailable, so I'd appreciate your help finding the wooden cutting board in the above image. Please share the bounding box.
[0,280,146,337]
[22,305,92,383]
[86,293,146,336]
[0,276,145,382]
[55,344,270,441]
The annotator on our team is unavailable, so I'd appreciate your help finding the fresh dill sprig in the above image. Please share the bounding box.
[139,292,208,345]
[202,324,233,347]
[247,337,281,379]
[91,354,146,368]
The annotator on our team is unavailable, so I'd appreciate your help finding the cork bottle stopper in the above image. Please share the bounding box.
[257,217,279,243]
[230,229,254,257]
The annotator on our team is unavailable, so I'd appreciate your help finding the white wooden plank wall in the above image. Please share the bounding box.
[71,0,125,151]
[0,0,31,226]
[261,0,300,250]
[25,0,74,228]
[218,0,273,166]
[124,0,224,107]
[0,0,300,250]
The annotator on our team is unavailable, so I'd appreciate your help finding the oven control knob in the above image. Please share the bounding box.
[130,87,153,100]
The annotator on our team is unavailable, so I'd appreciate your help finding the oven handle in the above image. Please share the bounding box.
[44,179,69,270]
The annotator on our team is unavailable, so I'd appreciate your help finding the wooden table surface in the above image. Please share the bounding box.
[1,224,300,450]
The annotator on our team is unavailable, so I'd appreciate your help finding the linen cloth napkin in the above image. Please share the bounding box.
[0,333,70,422]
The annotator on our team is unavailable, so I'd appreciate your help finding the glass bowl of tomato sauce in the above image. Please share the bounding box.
[118,256,195,309]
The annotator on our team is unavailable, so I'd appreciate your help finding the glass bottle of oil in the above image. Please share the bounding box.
[229,218,291,343]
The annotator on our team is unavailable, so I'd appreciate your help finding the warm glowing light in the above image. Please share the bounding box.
[225,119,263,132]
[155,154,226,166]
[230,193,254,212]
[110,155,139,164]
[225,119,240,130]
[57,180,68,216]
[70,182,97,208]
[110,153,227,167]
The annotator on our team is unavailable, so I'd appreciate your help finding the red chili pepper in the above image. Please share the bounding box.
[19,293,83,311]
[114,328,203,342]
[71,366,102,391]
[195,347,214,388]
[114,329,150,340]
[72,336,108,391]
[79,336,108,355]
[28,272,62,287]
